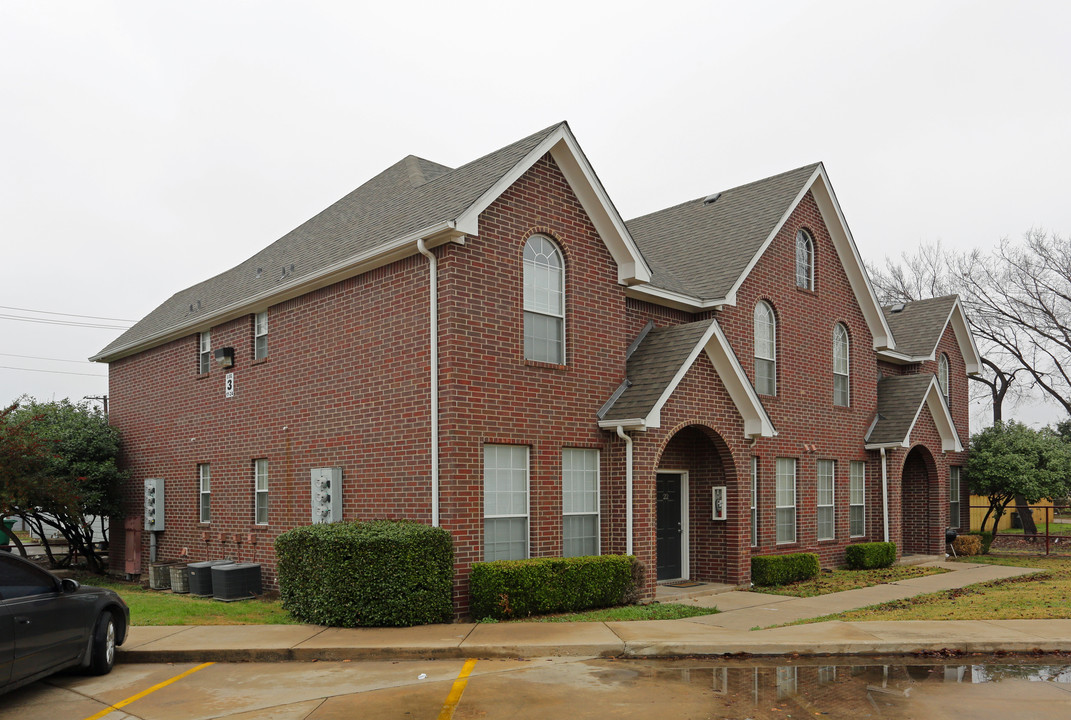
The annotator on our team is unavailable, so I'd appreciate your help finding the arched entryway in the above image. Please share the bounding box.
[901,445,938,554]
[655,425,739,584]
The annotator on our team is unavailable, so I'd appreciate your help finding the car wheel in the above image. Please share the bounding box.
[87,612,117,676]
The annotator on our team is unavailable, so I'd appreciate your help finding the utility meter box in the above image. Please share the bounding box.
[144,478,165,531]
[310,467,342,524]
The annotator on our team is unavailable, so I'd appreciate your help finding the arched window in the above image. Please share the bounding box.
[938,354,950,405]
[795,229,814,290]
[833,322,850,406]
[523,235,564,364]
[754,301,777,395]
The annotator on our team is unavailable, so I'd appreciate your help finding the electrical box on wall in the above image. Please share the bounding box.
[310,467,342,524]
[144,478,165,531]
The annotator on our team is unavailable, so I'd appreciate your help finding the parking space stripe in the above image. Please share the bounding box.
[81,662,216,720]
[436,658,478,720]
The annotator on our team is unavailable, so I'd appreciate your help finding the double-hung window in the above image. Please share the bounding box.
[254,311,268,360]
[754,301,777,395]
[750,457,759,547]
[775,458,796,544]
[254,458,269,525]
[850,461,866,537]
[817,460,835,541]
[199,331,212,374]
[949,466,961,529]
[833,323,850,406]
[483,445,529,561]
[562,448,599,557]
[523,235,565,364]
[199,463,211,523]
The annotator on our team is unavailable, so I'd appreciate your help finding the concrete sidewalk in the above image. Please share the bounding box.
[118,560,1067,662]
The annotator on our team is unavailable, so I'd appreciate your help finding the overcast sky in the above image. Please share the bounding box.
[2,1,1068,429]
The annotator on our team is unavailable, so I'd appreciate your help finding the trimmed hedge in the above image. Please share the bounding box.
[274,520,453,627]
[845,541,896,570]
[750,553,820,586]
[470,555,642,620]
[951,534,982,556]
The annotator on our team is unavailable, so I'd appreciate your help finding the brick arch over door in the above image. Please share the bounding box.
[655,424,742,584]
[901,444,939,555]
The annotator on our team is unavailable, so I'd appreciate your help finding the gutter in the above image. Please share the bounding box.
[880,447,890,542]
[416,238,440,527]
[615,425,633,555]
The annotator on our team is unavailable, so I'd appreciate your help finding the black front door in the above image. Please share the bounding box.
[656,473,683,580]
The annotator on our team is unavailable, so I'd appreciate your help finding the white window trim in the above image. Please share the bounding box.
[850,461,866,538]
[254,311,268,361]
[254,458,269,525]
[816,460,835,541]
[833,322,850,407]
[750,456,758,547]
[795,229,814,290]
[754,301,777,396]
[199,331,211,375]
[562,448,600,557]
[483,444,531,560]
[199,463,211,523]
[523,234,566,364]
[949,466,961,530]
[775,458,796,544]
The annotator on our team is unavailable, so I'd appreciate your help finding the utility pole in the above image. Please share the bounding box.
[84,395,108,416]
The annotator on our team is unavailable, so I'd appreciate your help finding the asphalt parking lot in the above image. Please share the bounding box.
[7,656,1071,720]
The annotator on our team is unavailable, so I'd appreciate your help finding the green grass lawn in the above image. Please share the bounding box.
[74,572,298,626]
[996,521,1071,535]
[790,554,1061,624]
[748,565,947,598]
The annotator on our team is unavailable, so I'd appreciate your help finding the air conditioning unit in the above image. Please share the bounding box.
[187,559,234,597]
[211,563,263,602]
[169,564,190,593]
[148,562,178,590]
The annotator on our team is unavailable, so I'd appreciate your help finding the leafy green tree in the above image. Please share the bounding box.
[968,421,1071,543]
[1,398,126,573]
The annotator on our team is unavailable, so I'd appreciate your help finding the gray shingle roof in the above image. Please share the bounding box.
[866,374,938,446]
[625,163,820,300]
[94,123,564,361]
[601,320,714,422]
[882,295,958,359]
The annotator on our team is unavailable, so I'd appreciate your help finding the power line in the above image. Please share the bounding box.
[0,313,130,330]
[0,304,137,323]
[0,352,94,365]
[0,365,107,378]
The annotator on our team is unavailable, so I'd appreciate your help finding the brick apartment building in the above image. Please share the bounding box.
[93,122,980,613]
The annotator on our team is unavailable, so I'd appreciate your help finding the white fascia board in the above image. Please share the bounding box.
[808,169,895,351]
[923,380,965,452]
[91,221,460,363]
[948,298,983,375]
[702,321,777,439]
[598,418,648,432]
[452,124,651,286]
[864,442,907,451]
[624,284,728,312]
[876,348,927,365]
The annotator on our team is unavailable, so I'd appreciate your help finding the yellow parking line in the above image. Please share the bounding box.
[82,662,215,720]
[437,658,478,720]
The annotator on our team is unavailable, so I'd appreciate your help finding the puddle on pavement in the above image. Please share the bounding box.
[588,655,1071,718]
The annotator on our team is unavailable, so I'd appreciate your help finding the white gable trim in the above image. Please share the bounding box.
[864,376,964,453]
[598,319,776,439]
[453,124,651,286]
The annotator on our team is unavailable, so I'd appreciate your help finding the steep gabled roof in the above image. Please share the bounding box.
[598,320,775,439]
[881,295,982,374]
[625,164,894,350]
[865,373,963,452]
[93,123,650,362]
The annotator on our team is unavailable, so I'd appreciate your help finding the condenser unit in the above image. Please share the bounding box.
[211,563,263,602]
[187,559,234,597]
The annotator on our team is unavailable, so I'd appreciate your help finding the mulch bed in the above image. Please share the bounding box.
[990,534,1071,553]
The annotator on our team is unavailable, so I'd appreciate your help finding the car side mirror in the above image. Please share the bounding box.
[60,578,80,593]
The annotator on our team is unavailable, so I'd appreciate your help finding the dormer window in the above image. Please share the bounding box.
[523,235,565,364]
[795,229,814,290]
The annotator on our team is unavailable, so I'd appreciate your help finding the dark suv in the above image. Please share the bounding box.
[1,552,129,694]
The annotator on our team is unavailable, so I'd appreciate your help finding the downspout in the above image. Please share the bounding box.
[880,447,889,542]
[615,426,633,555]
[416,238,439,527]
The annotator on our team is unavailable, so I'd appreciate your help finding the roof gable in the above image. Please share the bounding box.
[865,373,963,452]
[881,295,982,374]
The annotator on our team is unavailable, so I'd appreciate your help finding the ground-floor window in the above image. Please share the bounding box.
[949,466,961,529]
[483,444,529,561]
[562,448,599,557]
[776,458,796,544]
[750,457,758,547]
[816,460,835,540]
[254,458,269,525]
[198,463,211,523]
[850,461,866,537]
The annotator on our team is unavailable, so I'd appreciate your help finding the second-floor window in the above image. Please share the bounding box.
[795,229,814,290]
[754,301,777,395]
[199,331,211,374]
[938,354,950,405]
[254,311,268,360]
[833,322,850,406]
[523,235,565,364]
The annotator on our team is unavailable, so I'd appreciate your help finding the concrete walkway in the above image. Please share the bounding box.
[118,559,1067,662]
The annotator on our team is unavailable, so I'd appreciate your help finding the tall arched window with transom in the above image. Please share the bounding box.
[938,353,950,405]
[795,229,814,290]
[754,301,777,395]
[833,322,850,406]
[523,235,565,364]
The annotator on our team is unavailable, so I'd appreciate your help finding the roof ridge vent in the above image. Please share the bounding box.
[703,192,722,205]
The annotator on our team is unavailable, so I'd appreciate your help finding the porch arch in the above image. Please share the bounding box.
[900,444,939,554]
